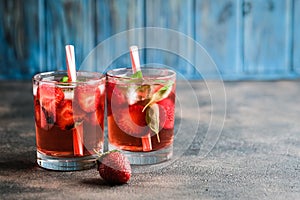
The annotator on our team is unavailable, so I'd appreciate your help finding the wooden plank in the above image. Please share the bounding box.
[195,0,241,79]
[0,0,44,79]
[243,0,292,75]
[44,0,96,72]
[294,0,300,73]
[91,0,145,73]
[0,0,299,80]
[145,0,194,79]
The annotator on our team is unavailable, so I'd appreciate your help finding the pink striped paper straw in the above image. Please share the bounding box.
[65,45,77,82]
[129,45,152,151]
[130,46,141,73]
[65,44,83,156]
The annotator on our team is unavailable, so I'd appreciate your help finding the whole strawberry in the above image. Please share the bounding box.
[96,150,131,185]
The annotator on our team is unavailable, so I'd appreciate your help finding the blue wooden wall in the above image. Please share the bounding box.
[0,0,299,80]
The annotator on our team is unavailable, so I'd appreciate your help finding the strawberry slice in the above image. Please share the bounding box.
[95,85,105,111]
[157,93,175,129]
[34,100,43,126]
[34,100,54,130]
[75,85,99,113]
[97,111,104,130]
[107,82,127,115]
[129,104,147,127]
[56,100,85,130]
[56,101,74,130]
[37,83,64,114]
[106,82,117,103]
[114,103,149,138]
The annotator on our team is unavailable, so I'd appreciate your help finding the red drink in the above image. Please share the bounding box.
[106,68,176,164]
[32,71,105,170]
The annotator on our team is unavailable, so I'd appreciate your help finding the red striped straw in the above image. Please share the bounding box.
[65,44,83,156]
[129,46,141,74]
[73,122,84,156]
[65,45,77,82]
[129,46,152,151]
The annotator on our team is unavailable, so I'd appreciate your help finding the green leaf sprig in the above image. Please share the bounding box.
[131,71,143,79]
[130,70,162,142]
[60,76,69,83]
[142,82,173,112]
[145,103,160,142]
[130,70,173,142]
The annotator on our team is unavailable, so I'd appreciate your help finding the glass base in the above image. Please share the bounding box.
[36,151,97,171]
[108,144,173,165]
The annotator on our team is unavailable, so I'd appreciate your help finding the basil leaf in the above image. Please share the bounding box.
[146,103,160,142]
[60,76,69,83]
[131,71,143,79]
[142,82,173,112]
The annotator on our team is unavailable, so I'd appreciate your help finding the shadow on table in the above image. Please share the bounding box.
[0,150,37,171]
[80,178,115,187]
[0,160,37,172]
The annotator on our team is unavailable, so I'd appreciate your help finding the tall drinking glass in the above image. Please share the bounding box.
[32,71,105,171]
[106,68,176,165]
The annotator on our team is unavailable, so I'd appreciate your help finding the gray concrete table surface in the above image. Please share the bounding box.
[0,80,300,200]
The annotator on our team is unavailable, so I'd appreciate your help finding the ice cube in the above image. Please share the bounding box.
[63,90,74,100]
[56,83,76,100]
[127,84,151,105]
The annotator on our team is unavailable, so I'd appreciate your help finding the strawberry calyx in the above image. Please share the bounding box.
[94,149,119,161]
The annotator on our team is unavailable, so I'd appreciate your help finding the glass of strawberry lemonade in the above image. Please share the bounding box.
[106,68,176,164]
[32,71,105,171]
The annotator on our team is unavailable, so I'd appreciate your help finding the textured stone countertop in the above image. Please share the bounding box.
[0,80,300,200]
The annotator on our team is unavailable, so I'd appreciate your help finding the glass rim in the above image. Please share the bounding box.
[106,67,176,80]
[32,70,105,84]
